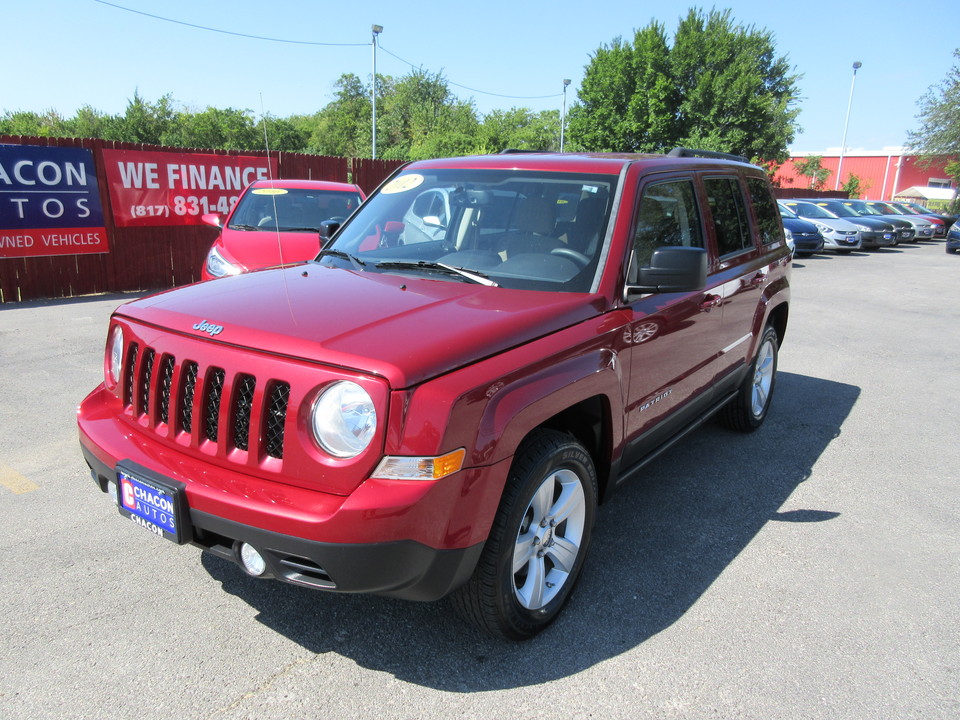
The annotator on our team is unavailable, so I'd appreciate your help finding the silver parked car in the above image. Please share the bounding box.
[779,201,861,253]
[807,200,898,249]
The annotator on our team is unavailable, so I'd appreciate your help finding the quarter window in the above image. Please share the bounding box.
[746,177,781,245]
[705,177,752,256]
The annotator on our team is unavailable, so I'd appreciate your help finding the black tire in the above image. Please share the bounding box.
[719,325,779,433]
[451,429,598,640]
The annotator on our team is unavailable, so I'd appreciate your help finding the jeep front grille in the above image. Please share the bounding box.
[121,343,289,460]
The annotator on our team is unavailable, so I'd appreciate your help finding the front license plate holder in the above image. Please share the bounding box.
[115,461,191,544]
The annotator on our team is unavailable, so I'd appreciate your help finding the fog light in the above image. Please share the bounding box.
[239,543,267,576]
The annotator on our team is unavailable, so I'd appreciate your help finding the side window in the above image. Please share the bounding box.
[632,179,704,271]
[746,177,782,245]
[705,177,752,256]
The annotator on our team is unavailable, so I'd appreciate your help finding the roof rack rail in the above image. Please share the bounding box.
[499,148,551,154]
[667,147,749,163]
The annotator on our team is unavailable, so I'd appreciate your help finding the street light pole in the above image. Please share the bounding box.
[835,60,862,191]
[371,24,383,159]
[560,79,571,152]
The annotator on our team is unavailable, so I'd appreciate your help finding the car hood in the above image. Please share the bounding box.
[218,229,324,271]
[805,217,858,231]
[847,216,895,231]
[117,264,604,388]
[781,217,820,233]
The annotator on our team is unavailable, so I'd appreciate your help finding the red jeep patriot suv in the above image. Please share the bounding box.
[79,149,790,640]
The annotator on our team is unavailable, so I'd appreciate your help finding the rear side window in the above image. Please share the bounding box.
[746,177,782,245]
[705,177,752,256]
[632,179,704,269]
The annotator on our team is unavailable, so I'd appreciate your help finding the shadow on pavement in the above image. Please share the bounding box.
[200,370,860,691]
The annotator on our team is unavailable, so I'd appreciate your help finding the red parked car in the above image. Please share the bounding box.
[201,179,364,280]
[79,149,790,639]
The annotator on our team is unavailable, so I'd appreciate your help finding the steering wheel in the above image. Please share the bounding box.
[551,247,591,267]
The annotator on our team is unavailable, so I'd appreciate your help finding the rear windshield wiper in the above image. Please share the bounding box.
[375,260,499,287]
[316,248,366,271]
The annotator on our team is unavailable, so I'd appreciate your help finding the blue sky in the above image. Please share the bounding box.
[4,0,959,152]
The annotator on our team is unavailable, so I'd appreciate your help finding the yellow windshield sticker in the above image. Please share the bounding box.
[252,188,288,196]
[382,174,424,194]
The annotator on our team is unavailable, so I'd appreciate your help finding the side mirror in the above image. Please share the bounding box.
[318,219,341,243]
[201,213,222,229]
[422,215,444,229]
[624,246,707,300]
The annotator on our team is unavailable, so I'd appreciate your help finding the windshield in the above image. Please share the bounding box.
[778,203,798,218]
[323,168,618,293]
[844,201,881,216]
[787,202,832,219]
[228,187,362,232]
[868,202,902,215]
[817,202,856,218]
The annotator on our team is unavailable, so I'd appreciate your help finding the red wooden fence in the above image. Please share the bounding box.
[0,135,403,303]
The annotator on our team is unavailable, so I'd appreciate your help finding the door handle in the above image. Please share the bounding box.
[699,294,721,312]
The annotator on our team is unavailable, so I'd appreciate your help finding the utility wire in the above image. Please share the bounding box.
[93,0,367,46]
[377,45,563,101]
[93,1,564,101]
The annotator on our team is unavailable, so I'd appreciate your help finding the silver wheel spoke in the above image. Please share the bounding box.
[517,555,546,609]
[513,531,537,575]
[530,479,554,523]
[549,475,584,524]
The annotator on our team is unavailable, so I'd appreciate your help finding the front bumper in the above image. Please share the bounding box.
[79,395,510,601]
[859,231,897,248]
[822,231,861,251]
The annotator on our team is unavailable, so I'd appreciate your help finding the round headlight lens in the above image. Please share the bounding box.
[311,381,377,458]
[108,325,124,387]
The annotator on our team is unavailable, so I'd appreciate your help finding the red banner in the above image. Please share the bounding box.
[102,150,278,227]
[0,227,108,258]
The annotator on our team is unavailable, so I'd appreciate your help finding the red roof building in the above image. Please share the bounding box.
[772,149,956,203]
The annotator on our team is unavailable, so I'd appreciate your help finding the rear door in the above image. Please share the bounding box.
[701,172,771,382]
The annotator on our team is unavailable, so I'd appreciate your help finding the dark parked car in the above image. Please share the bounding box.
[866,201,936,240]
[890,202,954,237]
[837,200,917,243]
[947,220,960,254]
[779,203,824,256]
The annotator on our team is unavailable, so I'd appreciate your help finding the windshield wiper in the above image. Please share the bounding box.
[280,226,320,232]
[317,248,366,271]
[229,224,260,231]
[375,260,499,287]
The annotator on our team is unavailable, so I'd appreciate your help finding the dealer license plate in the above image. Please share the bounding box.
[883,233,893,240]
[115,462,190,544]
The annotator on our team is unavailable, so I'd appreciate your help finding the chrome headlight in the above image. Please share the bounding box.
[205,246,242,277]
[311,381,377,458]
[107,325,124,387]
[855,223,871,231]
[814,222,833,235]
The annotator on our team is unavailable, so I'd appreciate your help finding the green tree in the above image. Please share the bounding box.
[908,48,960,210]
[794,155,830,190]
[115,92,177,144]
[569,7,800,161]
[841,173,869,198]
[0,109,69,137]
[476,108,560,153]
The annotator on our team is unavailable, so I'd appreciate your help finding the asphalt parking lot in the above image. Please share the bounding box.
[1,240,957,719]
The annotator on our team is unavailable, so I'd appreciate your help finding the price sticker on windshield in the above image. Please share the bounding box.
[382,174,424,194]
